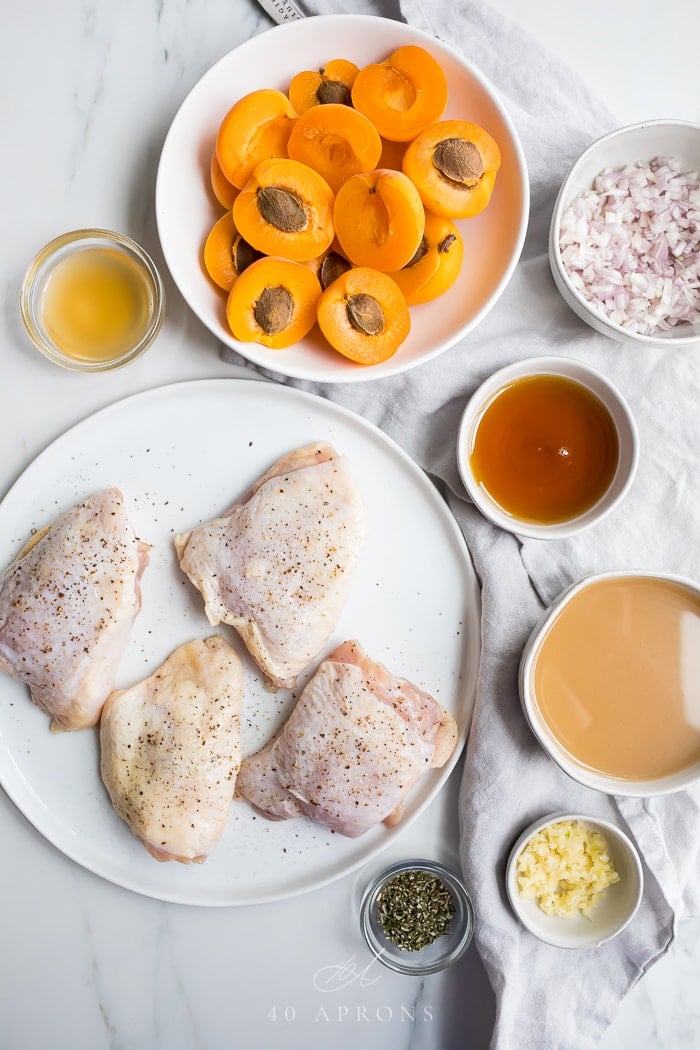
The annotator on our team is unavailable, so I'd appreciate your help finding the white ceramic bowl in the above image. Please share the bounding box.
[549,120,700,348]
[156,14,529,383]
[519,570,700,796]
[456,355,638,539]
[506,812,643,949]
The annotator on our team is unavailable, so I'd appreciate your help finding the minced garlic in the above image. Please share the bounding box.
[516,819,620,918]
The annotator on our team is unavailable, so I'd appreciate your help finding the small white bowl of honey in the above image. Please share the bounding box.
[20,229,165,372]
[457,356,638,539]
[520,570,700,796]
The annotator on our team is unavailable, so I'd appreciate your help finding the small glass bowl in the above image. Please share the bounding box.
[360,859,475,975]
[20,228,165,372]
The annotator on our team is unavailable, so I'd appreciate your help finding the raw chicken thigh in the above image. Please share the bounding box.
[100,636,243,863]
[0,488,148,731]
[236,640,458,838]
[175,444,367,689]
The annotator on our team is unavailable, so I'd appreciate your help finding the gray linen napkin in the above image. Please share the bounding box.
[226,1,700,1046]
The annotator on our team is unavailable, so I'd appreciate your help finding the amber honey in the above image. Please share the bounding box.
[469,374,619,524]
[532,576,700,781]
[41,247,151,364]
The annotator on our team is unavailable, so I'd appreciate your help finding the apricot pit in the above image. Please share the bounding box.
[233,158,335,262]
[288,59,359,113]
[403,120,501,219]
[226,256,321,349]
[317,267,410,364]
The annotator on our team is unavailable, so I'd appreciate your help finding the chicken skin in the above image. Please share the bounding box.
[100,636,243,864]
[175,444,367,689]
[0,488,149,731]
[236,641,458,838]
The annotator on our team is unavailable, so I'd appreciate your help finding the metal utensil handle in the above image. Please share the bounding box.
[256,0,305,23]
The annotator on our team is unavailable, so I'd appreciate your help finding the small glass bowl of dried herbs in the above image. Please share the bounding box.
[360,860,474,974]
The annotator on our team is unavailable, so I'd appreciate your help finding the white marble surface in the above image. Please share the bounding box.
[1,2,699,1048]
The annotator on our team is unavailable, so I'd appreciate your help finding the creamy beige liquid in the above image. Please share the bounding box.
[532,576,700,780]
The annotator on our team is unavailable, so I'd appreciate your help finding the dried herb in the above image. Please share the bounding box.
[376,869,455,951]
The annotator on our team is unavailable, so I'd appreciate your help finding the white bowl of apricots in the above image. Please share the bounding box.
[156,14,529,382]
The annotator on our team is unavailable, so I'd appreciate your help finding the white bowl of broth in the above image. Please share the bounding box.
[520,571,700,795]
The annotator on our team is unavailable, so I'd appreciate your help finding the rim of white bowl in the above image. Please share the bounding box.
[505,811,644,949]
[519,569,700,796]
[456,355,639,539]
[549,119,700,348]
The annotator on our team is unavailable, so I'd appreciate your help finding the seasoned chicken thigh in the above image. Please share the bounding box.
[100,636,243,863]
[0,488,148,731]
[236,640,458,838]
[175,444,367,689]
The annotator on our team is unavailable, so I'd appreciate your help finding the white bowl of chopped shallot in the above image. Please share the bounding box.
[549,120,700,347]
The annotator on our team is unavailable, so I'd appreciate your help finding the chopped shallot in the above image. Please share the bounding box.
[559,156,700,336]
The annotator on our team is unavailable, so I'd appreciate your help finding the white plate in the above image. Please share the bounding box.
[0,379,480,906]
[155,14,529,383]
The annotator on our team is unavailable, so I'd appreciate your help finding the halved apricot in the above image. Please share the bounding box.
[216,89,297,190]
[287,103,382,194]
[203,213,263,293]
[226,256,321,349]
[209,151,238,210]
[288,59,359,113]
[233,158,335,262]
[403,120,501,219]
[334,169,425,272]
[351,45,448,142]
[388,212,463,305]
[317,267,410,364]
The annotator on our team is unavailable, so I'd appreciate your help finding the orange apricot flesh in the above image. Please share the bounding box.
[216,89,297,191]
[203,213,238,292]
[403,120,502,219]
[351,45,448,142]
[226,256,321,349]
[388,212,463,305]
[287,103,382,194]
[333,168,425,272]
[378,137,408,171]
[233,158,335,262]
[288,59,359,113]
[317,266,410,364]
[209,151,239,210]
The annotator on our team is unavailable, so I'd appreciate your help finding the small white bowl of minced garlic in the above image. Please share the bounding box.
[505,813,643,949]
